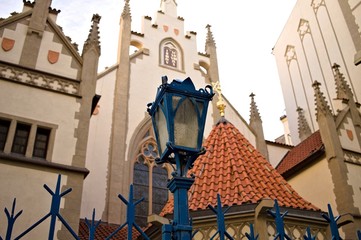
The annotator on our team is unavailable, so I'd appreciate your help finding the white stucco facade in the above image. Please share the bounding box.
[273,0,361,145]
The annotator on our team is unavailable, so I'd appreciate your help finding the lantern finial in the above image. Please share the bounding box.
[212,81,226,117]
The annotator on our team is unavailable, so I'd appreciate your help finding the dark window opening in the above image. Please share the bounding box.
[0,119,10,151]
[33,128,50,158]
[11,123,30,155]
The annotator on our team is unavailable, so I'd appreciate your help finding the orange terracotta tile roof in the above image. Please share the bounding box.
[276,131,324,178]
[78,219,141,240]
[160,119,319,216]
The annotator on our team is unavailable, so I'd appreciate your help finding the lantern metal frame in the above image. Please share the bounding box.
[147,76,214,177]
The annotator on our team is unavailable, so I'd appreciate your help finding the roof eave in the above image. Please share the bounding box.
[281,145,325,180]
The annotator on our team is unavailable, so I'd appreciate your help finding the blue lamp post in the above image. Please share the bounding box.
[147,76,213,239]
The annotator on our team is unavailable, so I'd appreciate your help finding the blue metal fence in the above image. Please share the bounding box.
[0,174,360,240]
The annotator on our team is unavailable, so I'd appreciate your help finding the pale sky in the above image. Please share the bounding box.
[1,0,297,141]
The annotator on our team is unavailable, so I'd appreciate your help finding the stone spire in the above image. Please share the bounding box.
[312,81,333,120]
[122,0,131,20]
[211,81,226,117]
[249,93,269,161]
[249,93,261,123]
[205,24,216,52]
[297,107,312,141]
[333,63,352,101]
[106,0,132,225]
[82,14,101,56]
[332,63,361,136]
[205,24,220,125]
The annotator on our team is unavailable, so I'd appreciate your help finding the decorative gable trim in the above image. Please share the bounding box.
[344,150,361,165]
[0,60,80,97]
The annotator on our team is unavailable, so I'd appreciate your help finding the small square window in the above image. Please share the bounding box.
[0,119,11,151]
[12,123,31,155]
[33,128,50,159]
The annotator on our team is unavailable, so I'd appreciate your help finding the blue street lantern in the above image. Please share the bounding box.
[147,76,213,239]
[147,76,214,177]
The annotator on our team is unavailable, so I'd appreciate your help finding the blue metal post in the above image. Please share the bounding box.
[162,224,173,240]
[167,175,194,240]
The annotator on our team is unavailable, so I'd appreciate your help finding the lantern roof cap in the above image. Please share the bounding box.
[165,77,214,97]
[148,76,214,115]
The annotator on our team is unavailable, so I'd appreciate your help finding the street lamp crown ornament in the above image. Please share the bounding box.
[147,76,214,177]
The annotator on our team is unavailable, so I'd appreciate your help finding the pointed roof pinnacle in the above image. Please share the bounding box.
[312,80,332,120]
[83,14,101,55]
[122,0,131,19]
[205,24,216,49]
[211,81,226,117]
[249,93,262,123]
[297,107,312,141]
[332,63,353,101]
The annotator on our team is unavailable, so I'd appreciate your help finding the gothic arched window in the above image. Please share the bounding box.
[133,139,169,227]
[160,39,183,71]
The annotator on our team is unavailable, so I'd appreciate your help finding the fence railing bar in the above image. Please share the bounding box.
[4,198,22,240]
[303,226,316,240]
[105,222,127,240]
[57,214,80,240]
[322,204,341,240]
[84,209,101,240]
[245,224,259,240]
[14,175,78,240]
[14,213,51,239]
[2,175,361,239]
[267,199,291,240]
[208,193,234,240]
[106,184,150,240]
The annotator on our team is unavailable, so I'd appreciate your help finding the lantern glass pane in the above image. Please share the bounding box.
[155,103,167,155]
[197,100,204,118]
[174,97,198,149]
[172,95,181,110]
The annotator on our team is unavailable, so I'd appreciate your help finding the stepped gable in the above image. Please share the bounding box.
[276,131,324,178]
[161,118,318,216]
